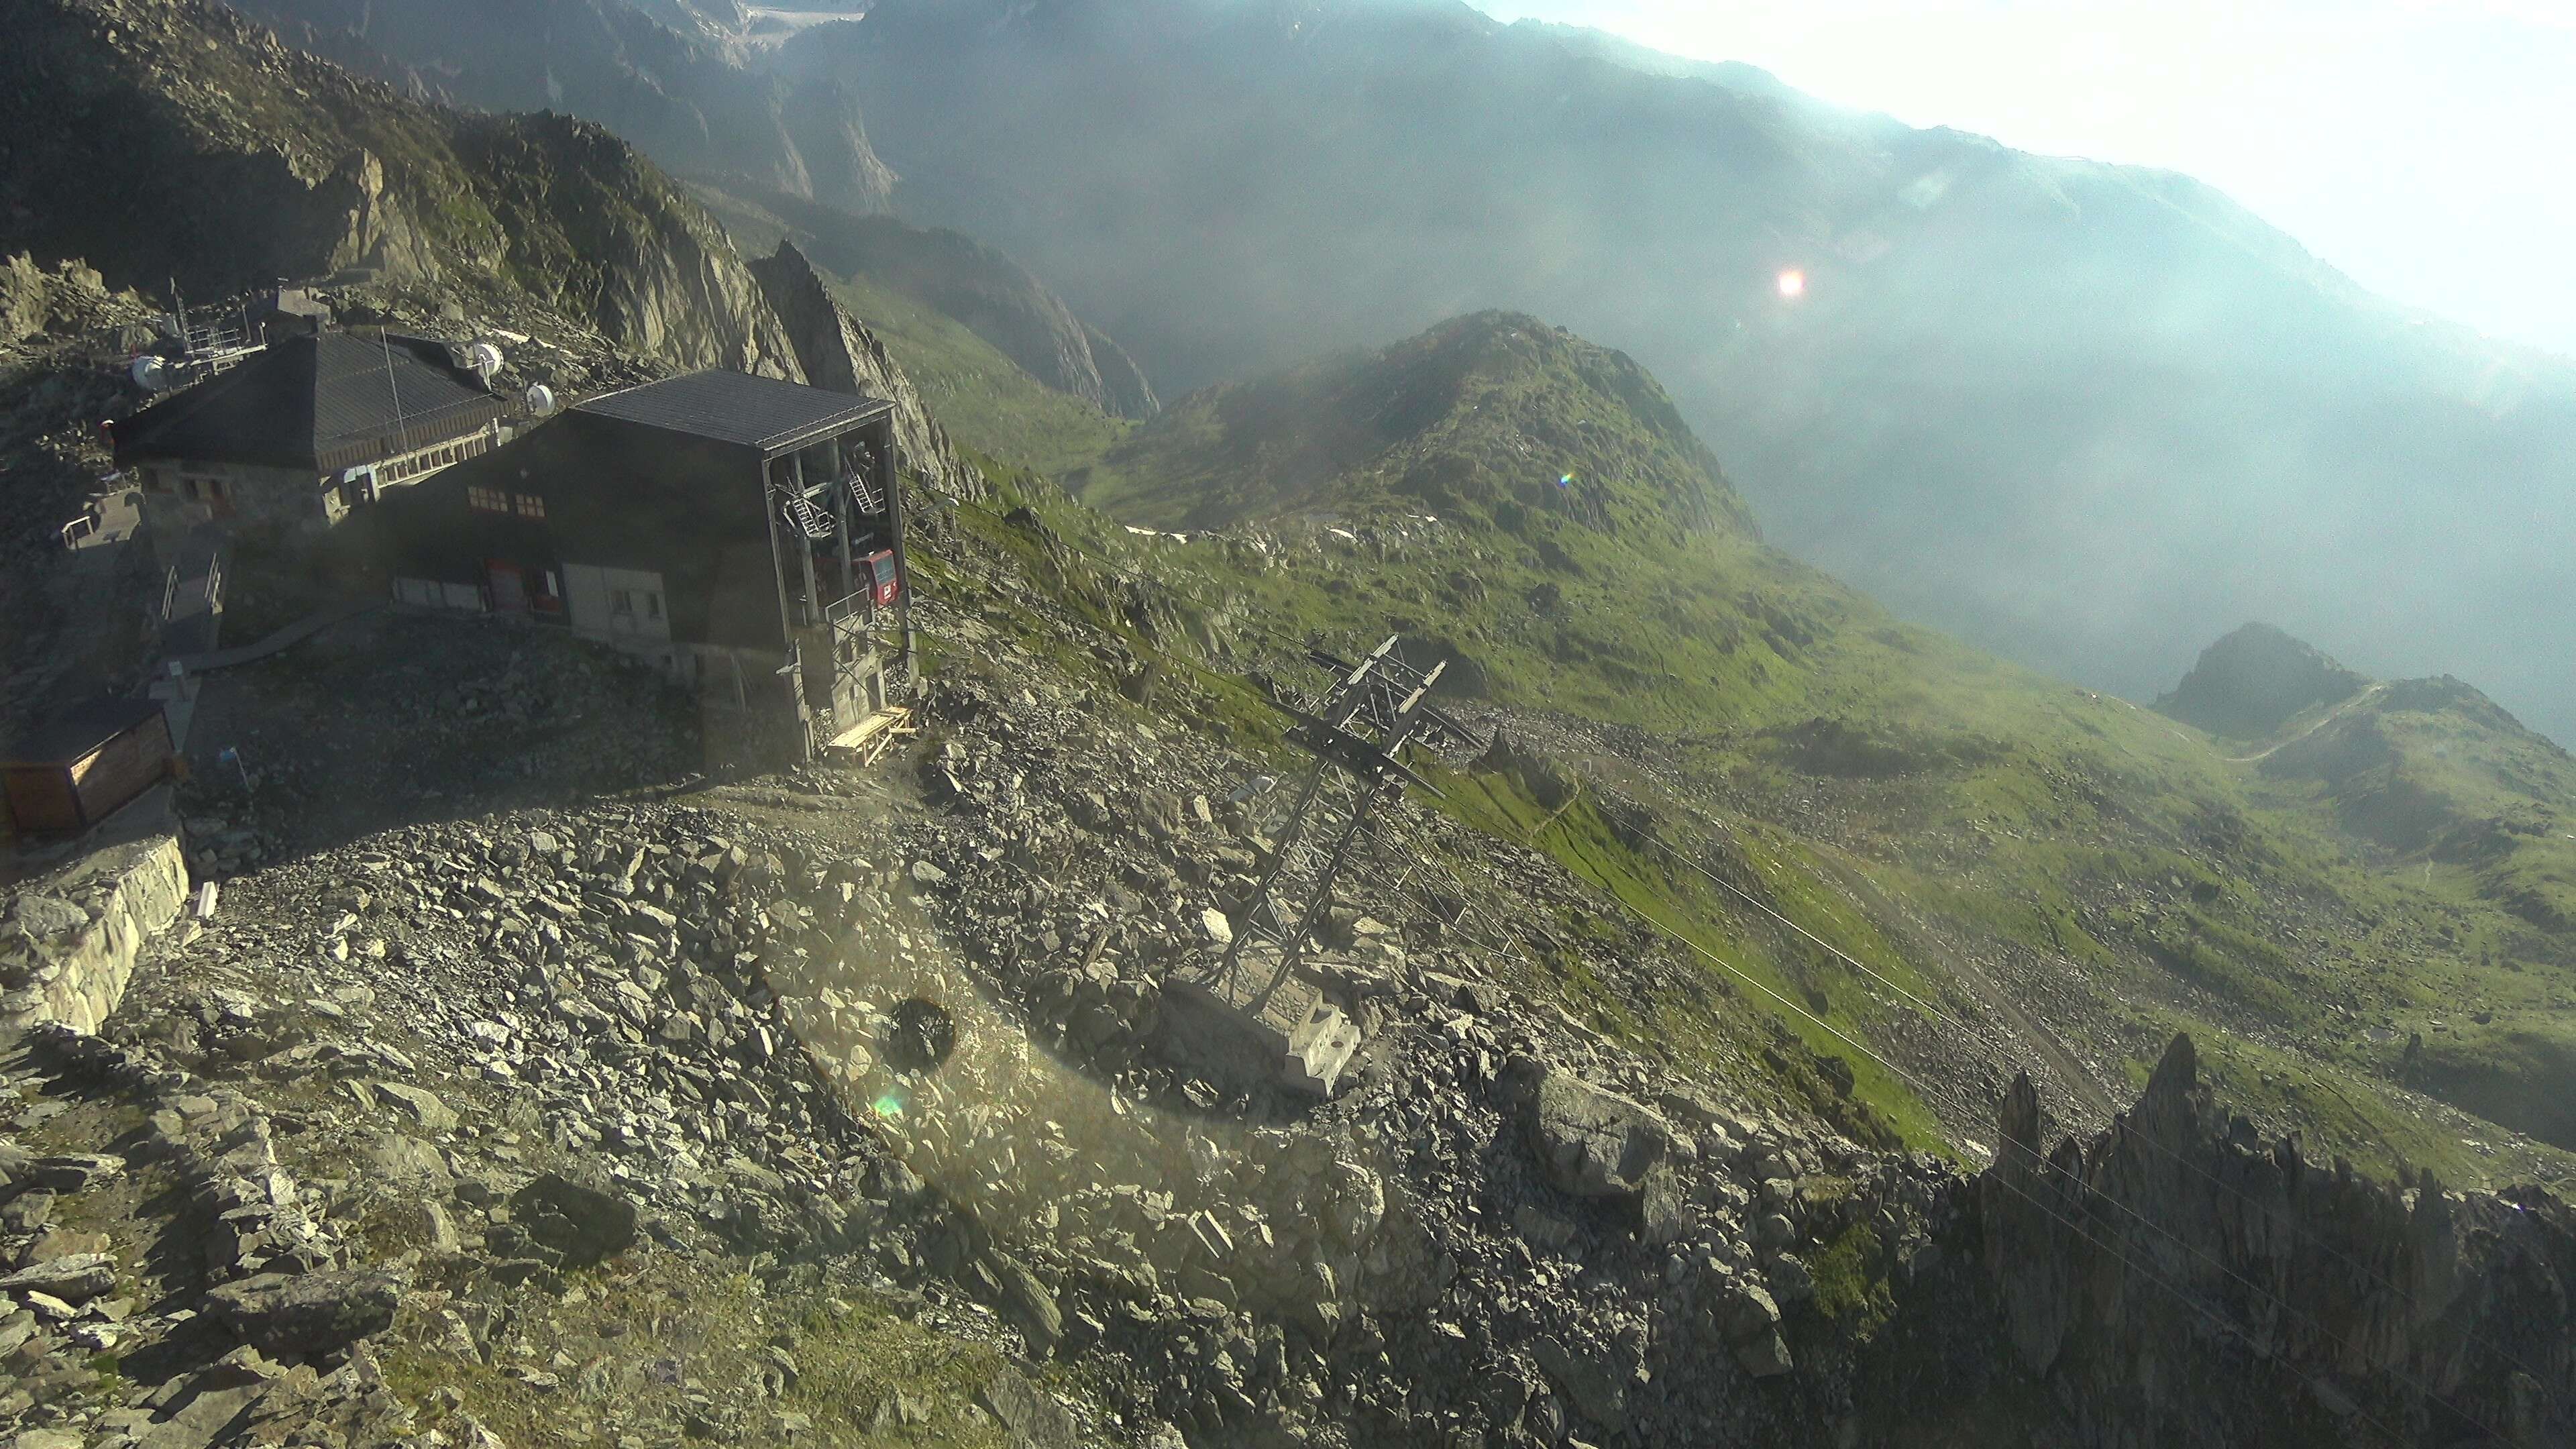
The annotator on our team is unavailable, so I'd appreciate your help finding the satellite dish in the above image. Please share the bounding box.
[466,341,503,380]
[129,354,171,392]
[523,384,557,415]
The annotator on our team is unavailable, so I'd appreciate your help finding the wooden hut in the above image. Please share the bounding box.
[2,698,175,836]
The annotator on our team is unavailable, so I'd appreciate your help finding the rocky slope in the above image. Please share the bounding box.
[4,498,2569,1449]
[0,0,799,380]
[1037,309,2576,1199]
[224,0,900,219]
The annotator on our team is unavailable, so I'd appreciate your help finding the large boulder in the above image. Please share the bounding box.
[0,1252,115,1304]
[1526,1069,1672,1198]
[1530,1333,1629,1434]
[979,1365,1079,1448]
[205,1268,404,1357]
[1714,1277,1794,1377]
[509,1173,638,1269]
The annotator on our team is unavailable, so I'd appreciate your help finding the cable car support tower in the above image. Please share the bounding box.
[1163,637,1479,1097]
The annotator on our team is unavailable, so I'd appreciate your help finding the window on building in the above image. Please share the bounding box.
[468,486,509,513]
[645,592,662,622]
[514,493,546,519]
[611,588,635,618]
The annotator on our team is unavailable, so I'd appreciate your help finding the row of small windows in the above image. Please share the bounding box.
[468,486,545,519]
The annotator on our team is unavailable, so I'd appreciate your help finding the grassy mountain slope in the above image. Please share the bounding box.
[780,0,2576,747]
[1011,309,2576,1185]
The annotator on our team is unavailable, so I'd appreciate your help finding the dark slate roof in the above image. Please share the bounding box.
[4,696,164,766]
[115,332,504,474]
[574,370,891,455]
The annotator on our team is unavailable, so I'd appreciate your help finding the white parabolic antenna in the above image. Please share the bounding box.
[129,354,170,392]
[466,341,503,380]
[524,383,557,415]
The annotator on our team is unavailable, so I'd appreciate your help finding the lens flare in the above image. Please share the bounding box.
[871,1093,905,1118]
[1558,473,1574,488]
[1776,268,1807,300]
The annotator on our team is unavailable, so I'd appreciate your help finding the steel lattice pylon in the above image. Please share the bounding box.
[1220,637,1475,985]
[1160,638,1477,1096]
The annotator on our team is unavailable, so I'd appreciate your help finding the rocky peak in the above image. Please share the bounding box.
[0,0,798,379]
[2155,621,2369,739]
[784,209,1161,419]
[1096,307,1760,537]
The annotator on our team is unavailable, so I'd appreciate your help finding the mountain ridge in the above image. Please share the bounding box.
[1081,309,1743,538]
[223,0,900,217]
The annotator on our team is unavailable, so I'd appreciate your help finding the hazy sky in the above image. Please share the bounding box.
[1478,0,2576,360]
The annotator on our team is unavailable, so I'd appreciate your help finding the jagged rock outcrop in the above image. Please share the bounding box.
[228,0,900,218]
[803,215,1159,419]
[1973,1034,2576,1447]
[462,114,802,379]
[0,256,127,349]
[0,0,798,378]
[714,195,1161,419]
[750,241,982,500]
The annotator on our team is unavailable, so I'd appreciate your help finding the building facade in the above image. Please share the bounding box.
[367,369,910,764]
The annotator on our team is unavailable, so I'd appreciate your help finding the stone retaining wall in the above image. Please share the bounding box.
[0,833,189,1036]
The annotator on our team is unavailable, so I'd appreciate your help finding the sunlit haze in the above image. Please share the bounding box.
[1480,0,2576,358]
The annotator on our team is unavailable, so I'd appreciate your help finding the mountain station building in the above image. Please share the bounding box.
[112,330,511,532]
[365,369,912,764]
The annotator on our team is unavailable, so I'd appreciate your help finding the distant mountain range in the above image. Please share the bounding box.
[765,0,2576,745]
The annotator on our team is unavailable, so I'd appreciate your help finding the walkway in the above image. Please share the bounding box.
[170,599,383,674]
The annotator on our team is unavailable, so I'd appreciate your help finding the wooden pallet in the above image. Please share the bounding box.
[826,705,915,766]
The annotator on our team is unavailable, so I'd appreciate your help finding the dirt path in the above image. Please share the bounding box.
[2220,683,2387,764]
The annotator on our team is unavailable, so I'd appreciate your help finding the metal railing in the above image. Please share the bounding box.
[823,587,878,629]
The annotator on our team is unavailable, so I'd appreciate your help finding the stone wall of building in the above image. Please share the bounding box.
[0,833,190,1037]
